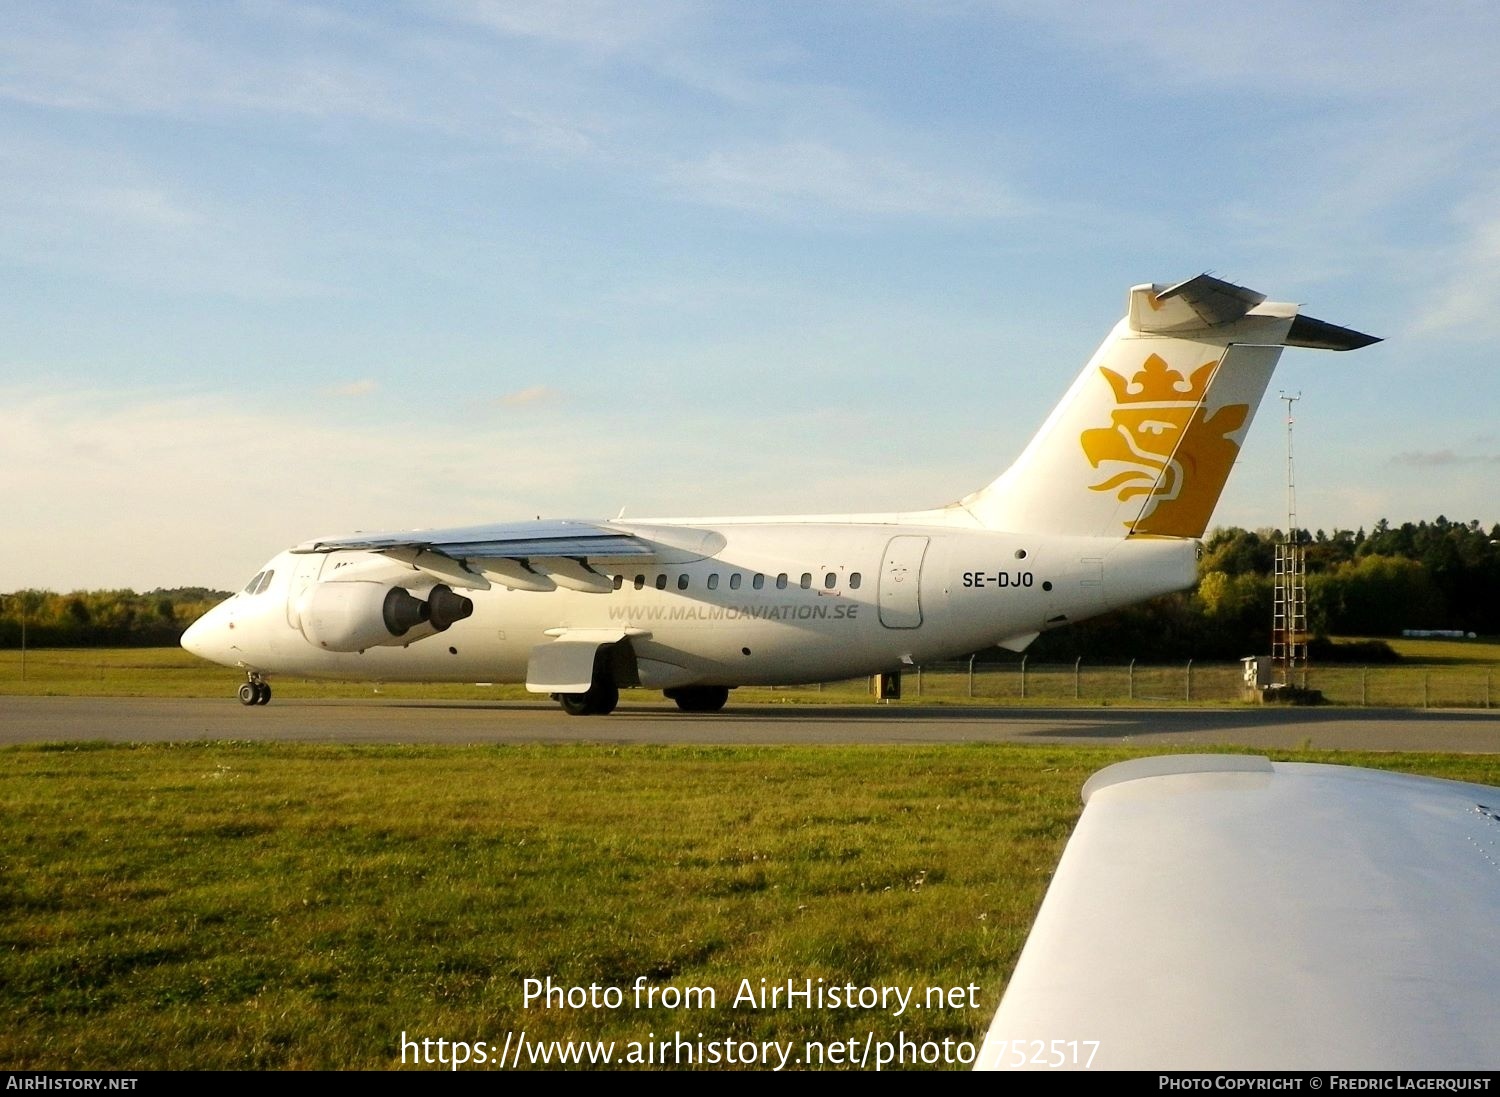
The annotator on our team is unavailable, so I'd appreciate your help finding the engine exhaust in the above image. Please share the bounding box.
[426,584,474,631]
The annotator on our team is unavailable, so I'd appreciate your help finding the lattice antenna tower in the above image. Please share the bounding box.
[1271,392,1308,686]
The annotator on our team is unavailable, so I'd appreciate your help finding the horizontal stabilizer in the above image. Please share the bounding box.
[1285,312,1381,351]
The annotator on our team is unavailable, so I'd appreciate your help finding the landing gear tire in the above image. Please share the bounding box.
[666,686,730,713]
[558,693,591,716]
[553,645,622,716]
[557,680,619,716]
[255,683,272,705]
[238,682,258,706]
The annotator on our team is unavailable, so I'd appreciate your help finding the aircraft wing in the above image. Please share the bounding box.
[978,755,1500,1071]
[290,519,727,592]
[292,519,656,561]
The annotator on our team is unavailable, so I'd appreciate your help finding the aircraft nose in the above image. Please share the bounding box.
[181,606,232,664]
[180,614,213,660]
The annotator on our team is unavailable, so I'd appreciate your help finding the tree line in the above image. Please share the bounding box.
[1028,516,1500,662]
[3,517,1497,656]
[0,588,228,648]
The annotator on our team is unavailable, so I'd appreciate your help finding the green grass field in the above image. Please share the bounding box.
[2,641,1497,1068]
[1378,635,1500,664]
[0,645,537,700]
[1,638,1496,707]
[5,741,1500,1070]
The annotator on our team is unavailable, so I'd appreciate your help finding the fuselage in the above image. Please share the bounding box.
[182,516,1198,689]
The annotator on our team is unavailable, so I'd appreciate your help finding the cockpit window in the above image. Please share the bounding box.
[242,570,275,596]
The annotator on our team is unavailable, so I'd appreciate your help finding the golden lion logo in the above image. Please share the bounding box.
[1079,353,1247,537]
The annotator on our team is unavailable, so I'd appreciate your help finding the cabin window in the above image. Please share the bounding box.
[824,572,837,589]
[776,573,788,590]
[850,572,862,590]
[799,572,812,589]
[612,574,623,590]
[634,574,646,590]
[707,574,719,590]
[655,574,667,590]
[753,574,765,590]
[729,573,742,590]
[677,573,689,590]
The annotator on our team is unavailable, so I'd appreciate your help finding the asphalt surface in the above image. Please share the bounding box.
[4,695,1500,752]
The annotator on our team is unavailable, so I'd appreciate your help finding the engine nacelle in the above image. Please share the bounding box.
[296,581,473,652]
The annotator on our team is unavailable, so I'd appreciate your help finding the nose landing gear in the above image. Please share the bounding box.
[237,674,272,706]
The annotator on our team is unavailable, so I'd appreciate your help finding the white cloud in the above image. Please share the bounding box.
[0,382,983,590]
[325,379,380,397]
[0,130,344,300]
[1409,186,1500,339]
[977,1,1500,104]
[665,139,1022,220]
[1391,450,1500,469]
[0,3,418,124]
[497,384,556,407]
[0,386,619,589]
[441,0,691,54]
[71,184,207,230]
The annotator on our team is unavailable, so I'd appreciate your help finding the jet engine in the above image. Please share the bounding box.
[295,581,474,652]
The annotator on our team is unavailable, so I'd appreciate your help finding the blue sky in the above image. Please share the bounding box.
[3,1,1497,591]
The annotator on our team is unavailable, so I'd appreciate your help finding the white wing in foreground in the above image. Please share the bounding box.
[979,755,1500,1070]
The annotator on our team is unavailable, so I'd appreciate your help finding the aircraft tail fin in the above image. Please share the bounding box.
[956,275,1377,540]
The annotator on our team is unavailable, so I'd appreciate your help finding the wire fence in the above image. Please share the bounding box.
[856,659,1498,709]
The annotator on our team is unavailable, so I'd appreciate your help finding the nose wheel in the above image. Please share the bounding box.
[237,676,272,706]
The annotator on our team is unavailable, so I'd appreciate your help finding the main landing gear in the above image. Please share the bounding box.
[545,640,732,717]
[665,686,730,713]
[553,678,732,717]
[553,646,622,716]
[237,674,272,706]
[554,679,619,716]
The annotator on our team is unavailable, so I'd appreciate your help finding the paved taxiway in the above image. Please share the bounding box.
[3,695,1499,752]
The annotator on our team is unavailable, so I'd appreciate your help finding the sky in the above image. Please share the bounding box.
[3,1,1498,592]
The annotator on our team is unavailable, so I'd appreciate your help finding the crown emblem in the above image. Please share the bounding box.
[1079,351,1250,538]
[1100,354,1216,405]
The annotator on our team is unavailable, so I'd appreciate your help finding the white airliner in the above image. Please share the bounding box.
[181,274,1376,714]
